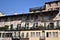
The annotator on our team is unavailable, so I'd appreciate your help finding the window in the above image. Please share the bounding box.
[18,32,20,37]
[42,31,45,37]
[55,32,58,37]
[54,8,59,10]
[46,32,48,37]
[43,17,49,21]
[5,18,8,22]
[49,32,51,37]
[5,33,12,37]
[34,15,38,20]
[14,32,16,37]
[33,22,38,28]
[17,24,21,30]
[30,15,34,20]
[53,32,55,37]
[2,33,5,37]
[12,32,16,38]
[16,32,19,37]
[14,18,17,20]
[31,32,35,37]
[25,23,29,29]
[36,32,40,37]
[26,15,29,20]
[22,32,24,38]
[26,32,29,38]
[46,32,51,37]
[10,17,13,21]
[50,13,54,18]
[49,23,54,29]
[10,24,13,30]
[0,19,1,22]
[53,32,58,37]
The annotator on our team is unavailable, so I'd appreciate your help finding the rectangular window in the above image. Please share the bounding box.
[55,32,58,37]
[53,32,58,37]
[26,32,29,38]
[26,15,29,20]
[56,8,59,10]
[0,33,1,37]
[17,24,21,30]
[46,32,51,37]
[49,32,51,37]
[22,32,24,38]
[2,33,5,37]
[5,33,12,37]
[36,32,40,37]
[10,17,13,21]
[10,24,13,30]
[18,32,20,37]
[53,32,55,37]
[16,32,19,37]
[17,16,22,20]
[31,32,35,37]
[14,32,16,37]
[12,32,16,38]
[46,32,48,37]
[34,15,38,20]
[30,15,34,20]
[25,23,29,29]
[5,18,7,21]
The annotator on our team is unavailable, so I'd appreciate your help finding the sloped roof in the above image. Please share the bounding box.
[45,1,60,4]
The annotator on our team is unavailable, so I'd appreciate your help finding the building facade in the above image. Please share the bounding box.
[0,0,60,40]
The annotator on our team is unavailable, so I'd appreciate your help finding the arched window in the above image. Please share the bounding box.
[25,23,29,29]
[17,24,21,30]
[33,22,38,28]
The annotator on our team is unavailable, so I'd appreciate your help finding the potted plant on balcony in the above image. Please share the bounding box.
[38,25,43,29]
[0,25,9,30]
[4,25,9,30]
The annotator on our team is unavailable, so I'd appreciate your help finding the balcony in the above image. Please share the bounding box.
[0,25,59,31]
[0,25,9,31]
[17,26,60,31]
[0,26,59,31]
[0,20,60,31]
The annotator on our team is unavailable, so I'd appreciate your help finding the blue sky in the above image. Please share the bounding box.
[0,0,55,15]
